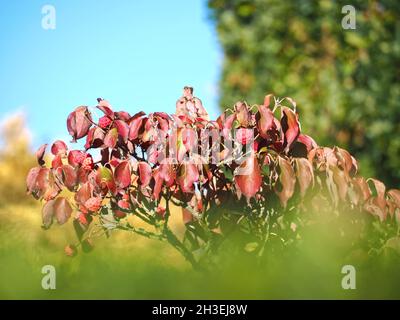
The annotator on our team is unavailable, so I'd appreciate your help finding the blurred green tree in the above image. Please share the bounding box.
[208,0,400,187]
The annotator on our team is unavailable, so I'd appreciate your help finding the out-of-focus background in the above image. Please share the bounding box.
[0,0,399,299]
[209,0,400,187]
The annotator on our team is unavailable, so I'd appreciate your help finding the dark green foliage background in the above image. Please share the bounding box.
[208,0,400,187]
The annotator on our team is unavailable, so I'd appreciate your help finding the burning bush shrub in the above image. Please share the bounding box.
[26,88,400,270]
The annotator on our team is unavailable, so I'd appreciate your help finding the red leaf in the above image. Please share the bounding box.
[114,161,131,189]
[98,116,112,129]
[331,166,348,201]
[160,160,176,187]
[138,162,152,186]
[128,117,143,140]
[234,154,262,200]
[281,107,300,153]
[296,134,317,153]
[42,197,73,228]
[354,177,371,202]
[67,106,92,142]
[275,157,296,207]
[152,168,164,200]
[235,102,251,127]
[60,165,77,191]
[51,140,68,156]
[84,197,102,212]
[256,104,276,140]
[36,168,50,197]
[177,162,199,193]
[26,166,41,195]
[104,128,118,149]
[388,189,400,208]
[295,158,314,197]
[127,111,145,124]
[263,94,273,108]
[182,128,197,153]
[97,99,114,118]
[54,197,73,225]
[365,178,387,220]
[85,127,105,149]
[334,147,356,177]
[51,154,63,169]
[115,111,131,121]
[68,150,86,167]
[42,199,55,228]
[236,128,254,145]
[36,144,47,166]
[75,182,93,206]
[114,120,129,142]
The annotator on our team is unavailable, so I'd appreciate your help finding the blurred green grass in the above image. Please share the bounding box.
[1,203,400,299]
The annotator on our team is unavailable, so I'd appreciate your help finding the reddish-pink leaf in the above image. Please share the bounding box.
[295,158,314,197]
[51,140,68,156]
[281,107,300,153]
[84,197,102,212]
[60,165,77,191]
[54,197,73,225]
[217,112,236,138]
[36,144,47,166]
[85,127,105,149]
[42,197,72,228]
[68,150,86,167]
[263,94,273,108]
[388,189,400,208]
[234,154,262,200]
[67,106,92,142]
[160,160,176,187]
[128,117,143,140]
[331,166,348,201]
[75,182,93,206]
[182,128,197,152]
[115,111,131,121]
[366,178,387,220]
[127,111,145,123]
[236,128,254,145]
[97,99,114,118]
[26,166,41,195]
[334,147,354,177]
[114,161,131,189]
[51,154,63,169]
[354,177,371,202]
[114,120,129,142]
[142,118,156,143]
[177,162,199,193]
[138,161,152,187]
[152,168,164,200]
[235,102,251,127]
[275,157,296,207]
[387,189,400,218]
[296,134,317,152]
[256,104,276,139]
[36,168,50,196]
[104,128,118,149]
[42,199,56,228]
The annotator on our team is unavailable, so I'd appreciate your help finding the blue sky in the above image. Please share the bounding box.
[0,0,221,149]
